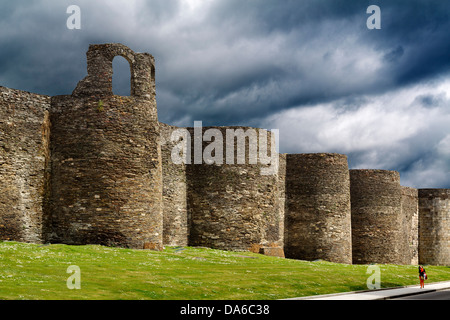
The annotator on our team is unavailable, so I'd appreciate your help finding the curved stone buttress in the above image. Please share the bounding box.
[350,170,404,264]
[418,189,450,266]
[284,153,353,264]
[48,44,163,249]
[186,126,283,252]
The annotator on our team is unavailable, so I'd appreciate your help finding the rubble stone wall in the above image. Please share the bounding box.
[418,189,450,266]
[186,126,283,252]
[48,43,163,250]
[160,122,188,246]
[402,186,419,265]
[1,43,448,266]
[0,87,50,243]
[284,153,352,264]
[350,170,405,264]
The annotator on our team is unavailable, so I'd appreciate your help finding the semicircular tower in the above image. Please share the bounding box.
[48,44,163,249]
[284,153,352,264]
[418,189,450,266]
[350,169,404,264]
[186,125,283,252]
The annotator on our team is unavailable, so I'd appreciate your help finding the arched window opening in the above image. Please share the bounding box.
[112,56,132,96]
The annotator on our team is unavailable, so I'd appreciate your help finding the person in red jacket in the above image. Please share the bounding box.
[419,265,427,288]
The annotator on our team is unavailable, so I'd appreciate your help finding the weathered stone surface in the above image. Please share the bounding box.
[1,43,448,264]
[48,44,162,250]
[259,246,285,258]
[143,242,163,251]
[73,43,155,99]
[418,189,450,266]
[402,186,419,265]
[186,126,283,252]
[284,153,352,264]
[160,122,188,246]
[0,87,51,243]
[350,170,404,264]
[277,153,286,250]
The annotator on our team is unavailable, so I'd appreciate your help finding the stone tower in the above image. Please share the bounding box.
[0,87,50,243]
[418,189,450,266]
[160,122,189,246]
[185,126,283,252]
[350,170,405,264]
[47,44,163,249]
[1,43,448,266]
[401,186,419,265]
[284,153,353,264]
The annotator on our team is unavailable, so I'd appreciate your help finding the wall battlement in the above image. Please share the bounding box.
[0,44,448,265]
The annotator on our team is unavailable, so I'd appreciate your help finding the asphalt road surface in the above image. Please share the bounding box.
[393,289,450,300]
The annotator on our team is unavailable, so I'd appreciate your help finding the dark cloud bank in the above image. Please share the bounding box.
[0,0,449,188]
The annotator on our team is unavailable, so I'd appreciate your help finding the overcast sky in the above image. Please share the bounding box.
[0,0,449,188]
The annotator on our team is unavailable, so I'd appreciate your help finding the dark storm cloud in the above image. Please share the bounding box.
[153,0,450,126]
[363,1,450,86]
[1,0,449,115]
[0,0,449,187]
[206,0,366,34]
[260,78,450,188]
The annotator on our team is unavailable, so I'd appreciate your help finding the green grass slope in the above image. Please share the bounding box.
[1,241,449,300]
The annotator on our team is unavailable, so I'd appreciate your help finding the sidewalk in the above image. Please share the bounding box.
[285,281,450,300]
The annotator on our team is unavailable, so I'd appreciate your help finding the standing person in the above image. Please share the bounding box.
[419,265,427,288]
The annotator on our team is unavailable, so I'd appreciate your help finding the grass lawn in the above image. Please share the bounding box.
[1,241,449,300]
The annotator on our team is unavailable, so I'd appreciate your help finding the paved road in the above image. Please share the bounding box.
[290,281,450,300]
[393,289,450,300]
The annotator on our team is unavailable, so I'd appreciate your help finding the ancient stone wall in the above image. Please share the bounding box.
[186,126,283,252]
[73,43,155,99]
[160,122,188,246]
[2,43,449,265]
[0,87,51,243]
[418,189,450,266]
[277,153,286,250]
[284,153,352,264]
[47,44,163,249]
[401,186,419,265]
[350,170,405,264]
